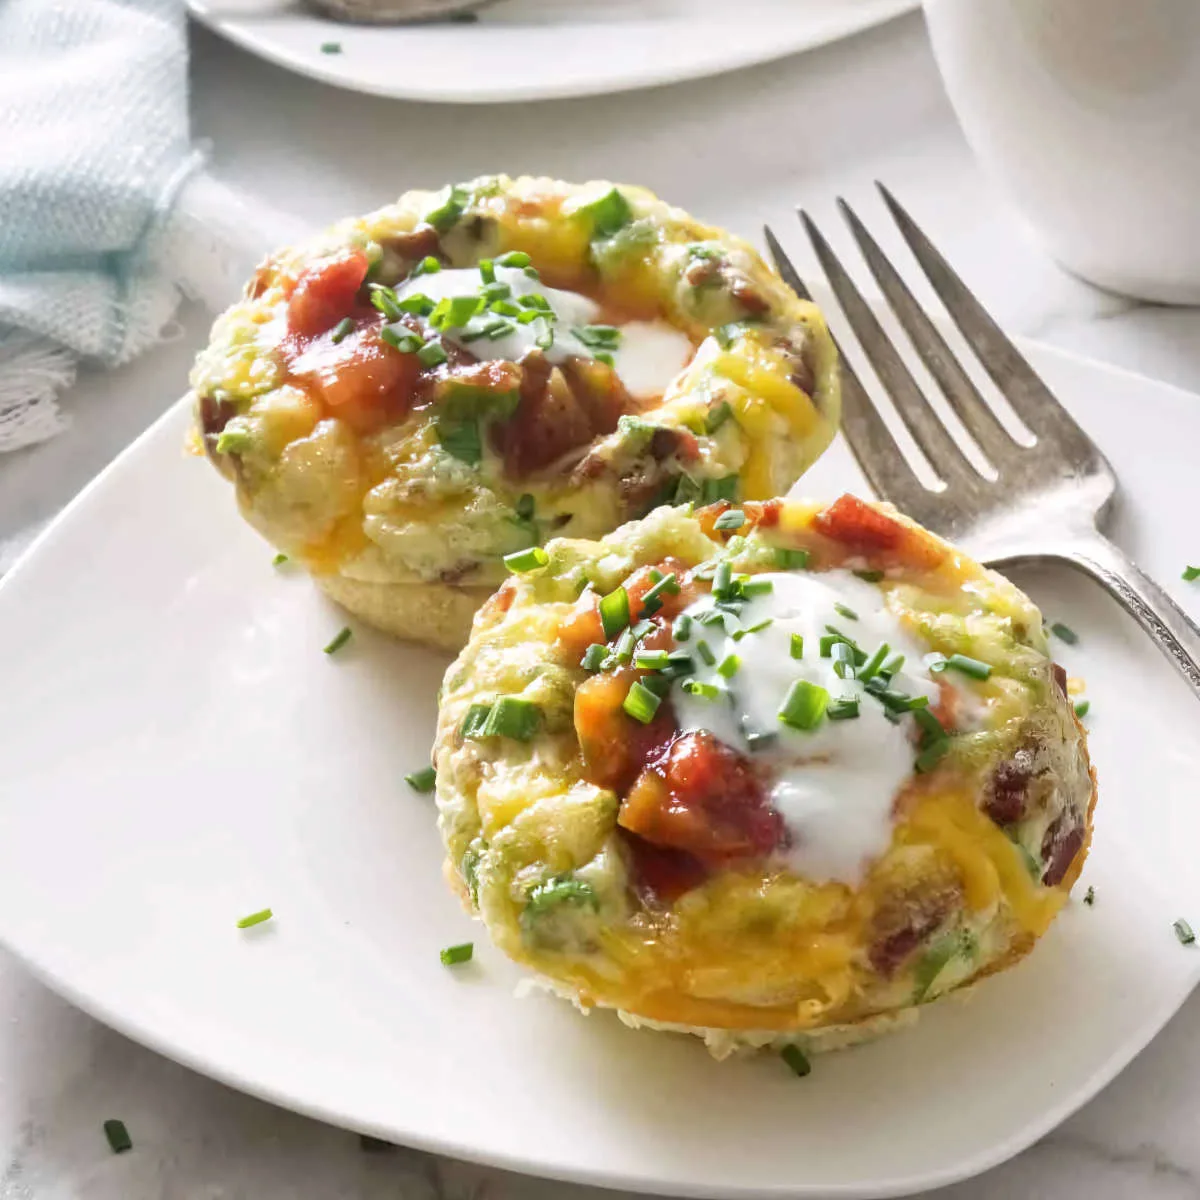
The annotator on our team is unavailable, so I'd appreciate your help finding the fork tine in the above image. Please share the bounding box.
[836,198,1022,469]
[764,223,926,502]
[876,183,1097,457]
[800,209,981,489]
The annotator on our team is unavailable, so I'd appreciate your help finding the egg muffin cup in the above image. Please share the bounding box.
[433,495,1095,1057]
[190,176,840,650]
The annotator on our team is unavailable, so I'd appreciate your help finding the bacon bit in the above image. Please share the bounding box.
[746,499,783,528]
[869,910,947,977]
[492,357,592,477]
[575,670,678,793]
[1041,814,1085,887]
[648,427,699,464]
[813,495,945,571]
[729,277,770,317]
[1051,663,1069,698]
[287,250,370,338]
[618,732,783,866]
[984,747,1035,826]
[621,834,709,907]
[378,225,441,263]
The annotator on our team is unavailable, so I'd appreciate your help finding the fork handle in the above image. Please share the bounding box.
[995,533,1200,699]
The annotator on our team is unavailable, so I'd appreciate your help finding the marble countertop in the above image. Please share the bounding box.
[5,10,1200,1198]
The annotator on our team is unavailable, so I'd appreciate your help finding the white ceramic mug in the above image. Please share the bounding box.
[924,0,1200,304]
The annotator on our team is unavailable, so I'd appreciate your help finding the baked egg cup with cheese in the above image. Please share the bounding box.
[433,495,1095,1057]
[190,176,839,650]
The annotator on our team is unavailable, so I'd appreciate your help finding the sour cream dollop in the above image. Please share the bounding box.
[393,266,693,400]
[672,570,953,885]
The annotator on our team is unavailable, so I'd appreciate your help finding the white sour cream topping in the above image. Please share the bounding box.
[672,570,952,885]
[393,266,693,400]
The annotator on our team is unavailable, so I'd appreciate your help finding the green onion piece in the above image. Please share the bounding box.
[577,187,633,237]
[215,427,254,456]
[481,696,541,741]
[515,493,535,520]
[854,569,885,583]
[1175,918,1196,946]
[741,618,774,636]
[440,942,474,966]
[833,602,859,621]
[623,680,662,724]
[236,908,273,930]
[639,572,680,615]
[714,509,745,532]
[380,324,424,354]
[778,680,829,731]
[431,294,484,330]
[701,475,739,505]
[503,546,549,573]
[612,628,636,664]
[696,639,716,666]
[630,618,655,640]
[741,578,773,598]
[780,1044,812,1078]
[705,401,734,433]
[497,251,532,268]
[437,418,482,466]
[320,41,342,54]
[521,293,553,312]
[664,651,694,676]
[330,317,355,344]
[827,697,860,721]
[915,738,950,773]
[595,351,615,367]
[911,707,945,740]
[581,644,610,672]
[943,653,993,680]
[832,641,856,680]
[1083,886,1095,906]
[411,256,442,277]
[425,185,468,234]
[713,322,745,351]
[1050,622,1078,645]
[490,299,520,317]
[673,613,693,642]
[478,258,496,284]
[881,653,906,678]
[459,703,492,739]
[397,292,435,316]
[369,284,403,321]
[599,587,631,638]
[1183,566,1200,581]
[635,649,670,670]
[417,339,448,367]
[682,679,720,700]
[323,627,352,655]
[484,319,516,340]
[858,643,890,683]
[103,1119,133,1154]
[712,561,733,601]
[819,635,837,657]
[717,653,741,679]
[405,765,437,793]
[482,283,512,305]
[790,634,804,660]
[1073,699,1090,718]
[535,324,555,351]
[272,553,289,567]
[775,547,810,569]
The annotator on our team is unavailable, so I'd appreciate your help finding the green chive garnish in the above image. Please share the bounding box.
[696,639,716,666]
[789,634,804,659]
[478,258,496,284]
[942,653,993,680]
[323,627,352,655]
[780,1045,811,1078]
[497,251,531,268]
[775,547,810,569]
[431,294,484,330]
[1183,566,1200,582]
[1073,699,1090,718]
[818,635,837,657]
[440,942,474,966]
[914,738,950,773]
[459,703,492,739]
[380,324,423,354]
[673,613,693,642]
[639,572,681,615]
[683,680,720,700]
[599,586,631,638]
[405,766,436,793]
[833,602,859,621]
[237,908,273,930]
[717,653,741,679]
[515,493,535,520]
[854,570,885,583]
[778,680,829,731]
[417,339,448,368]
[330,317,355,343]
[481,696,541,741]
[881,653,906,678]
[1051,622,1078,645]
[215,427,254,455]
[436,418,482,466]
[577,187,633,237]
[714,509,745,532]
[320,41,342,54]
[103,1119,132,1154]
[503,546,549,573]
[634,649,670,671]
[623,680,662,724]
[712,561,734,600]
[397,292,435,316]
[411,256,441,277]
[1083,886,1095,906]
[741,578,773,599]
[272,553,289,566]
[581,644,610,672]
[858,643,890,683]
[1175,919,1195,946]
[705,401,734,433]
[832,641,856,680]
[425,185,468,234]
[828,697,860,721]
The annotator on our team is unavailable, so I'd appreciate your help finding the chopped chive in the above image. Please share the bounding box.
[639,572,680,615]
[858,643,890,683]
[696,640,716,666]
[503,546,549,573]
[323,627,352,655]
[481,696,541,741]
[1073,699,1090,718]
[417,339,449,367]
[535,324,555,351]
[705,401,734,433]
[440,942,474,966]
[577,187,633,237]
[778,680,829,731]
[833,602,859,621]
[237,908,273,930]
[780,1044,812,1078]
[103,1119,132,1154]
[599,586,631,638]
[819,635,837,658]
[914,738,950,773]
[272,553,289,567]
[320,41,342,54]
[613,628,637,664]
[380,324,424,354]
[425,185,468,234]
[497,251,531,268]
[436,417,481,465]
[741,578,774,598]
[682,679,721,700]
[397,292,435,316]
[478,258,496,284]
[630,618,656,640]
[459,703,492,739]
[911,707,945,740]
[215,427,254,455]
[515,493,535,521]
[330,317,355,344]
[664,651,694,676]
[827,696,860,721]
[832,641,857,680]
[1083,886,1095,906]
[738,618,774,637]
[405,766,437,793]
[1175,918,1196,946]
[942,653,993,680]
[854,569,885,583]
[635,649,670,670]
[623,680,662,724]
[1051,622,1078,645]
[369,283,403,321]
[881,653,906,678]
[789,634,804,660]
[1183,566,1200,582]
[712,561,734,600]
[673,613,693,642]
[581,644,610,672]
[714,509,745,532]
[775,547,810,569]
[411,256,442,277]
[431,294,485,330]
[717,653,741,679]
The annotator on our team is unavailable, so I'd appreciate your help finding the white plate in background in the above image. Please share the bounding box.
[1,341,1200,1197]
[186,0,919,103]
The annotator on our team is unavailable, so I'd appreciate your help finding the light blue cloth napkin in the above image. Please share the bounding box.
[0,0,201,453]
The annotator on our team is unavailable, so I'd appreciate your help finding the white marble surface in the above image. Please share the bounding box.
[5,10,1200,1197]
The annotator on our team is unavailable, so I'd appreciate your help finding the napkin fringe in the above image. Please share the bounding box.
[0,330,77,453]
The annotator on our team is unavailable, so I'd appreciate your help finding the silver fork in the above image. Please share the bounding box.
[765,184,1200,698]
